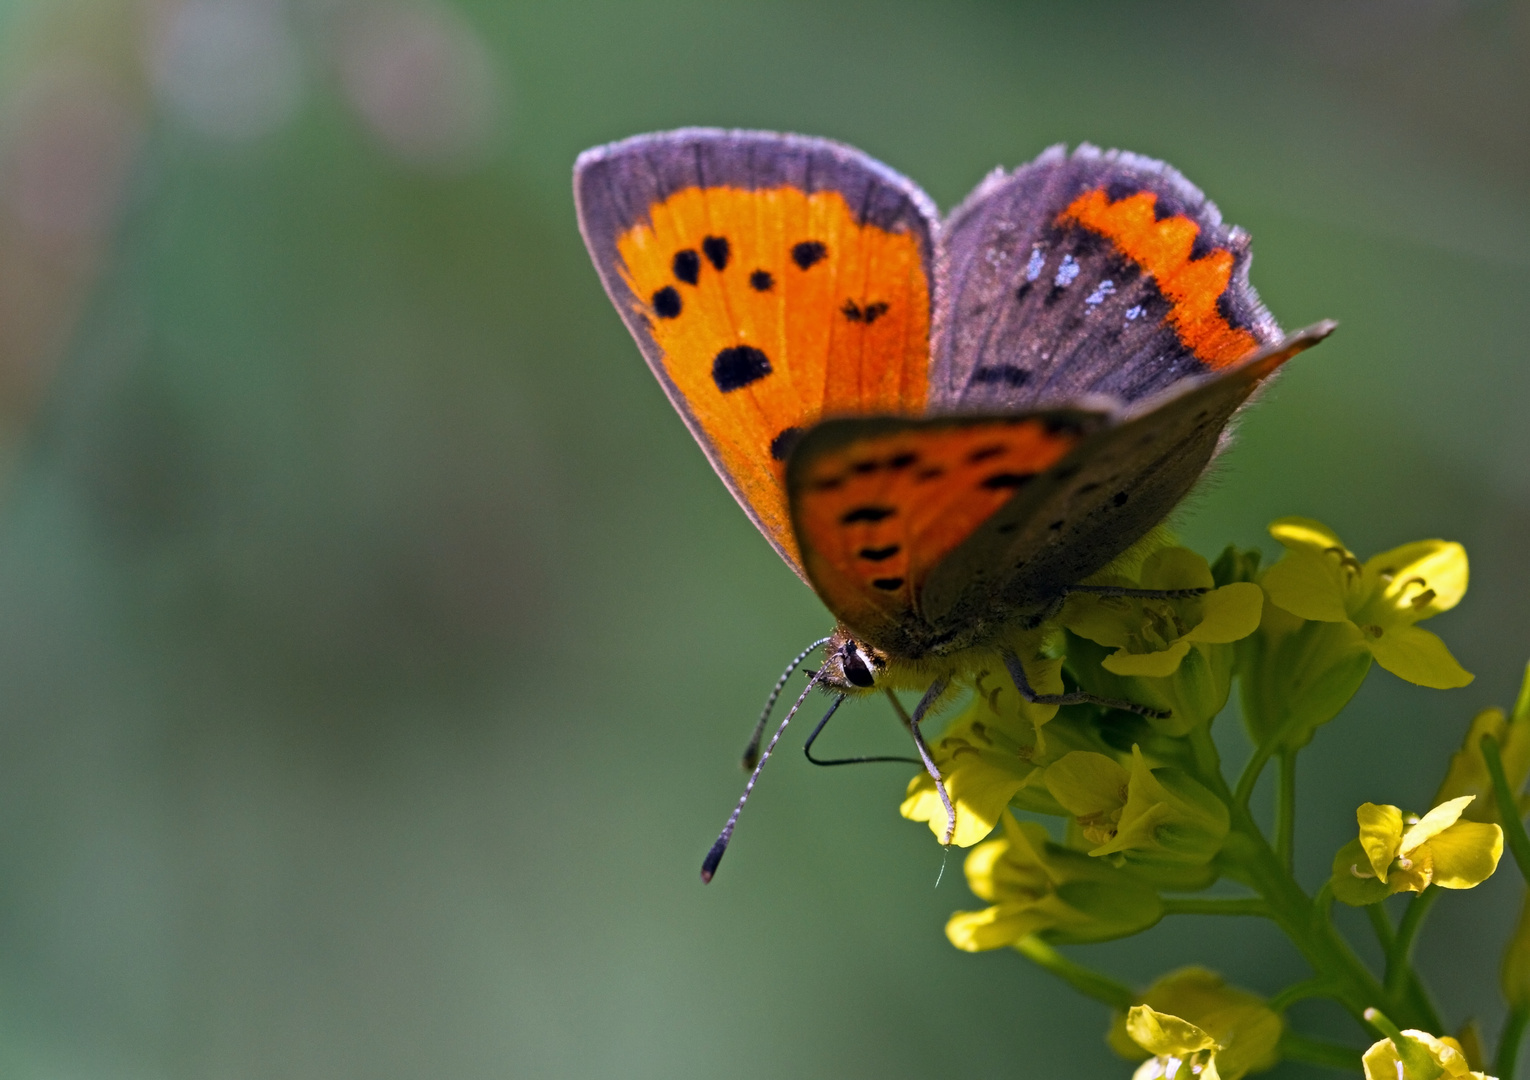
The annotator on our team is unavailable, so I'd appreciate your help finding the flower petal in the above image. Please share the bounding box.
[1262,550,1352,622]
[1185,582,1264,644]
[1425,821,1503,889]
[1105,639,1192,677]
[1365,540,1469,620]
[945,903,1050,952]
[957,835,1010,903]
[1357,802,1404,880]
[1140,547,1215,592]
[1044,751,1129,819]
[1126,1005,1220,1057]
[1400,795,1476,855]
[1367,624,1475,689]
[1269,516,1349,556]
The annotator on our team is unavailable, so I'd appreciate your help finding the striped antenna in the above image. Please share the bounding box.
[741,636,832,770]
[701,672,837,884]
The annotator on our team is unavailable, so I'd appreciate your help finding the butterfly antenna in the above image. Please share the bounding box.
[742,636,832,770]
[702,671,824,884]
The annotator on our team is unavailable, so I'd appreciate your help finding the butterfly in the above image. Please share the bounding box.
[573,128,1332,879]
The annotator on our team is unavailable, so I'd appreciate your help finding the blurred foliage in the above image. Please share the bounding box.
[0,0,1523,1077]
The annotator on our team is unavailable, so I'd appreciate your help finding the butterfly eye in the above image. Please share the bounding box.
[841,645,876,688]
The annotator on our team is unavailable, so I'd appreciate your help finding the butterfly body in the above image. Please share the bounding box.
[574,129,1331,690]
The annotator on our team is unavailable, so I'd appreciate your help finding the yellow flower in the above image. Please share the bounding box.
[1044,746,1228,889]
[1109,969,1282,1080]
[1261,517,1471,689]
[1331,796,1503,905]
[944,811,1161,951]
[1062,547,1262,735]
[1362,1029,1494,1080]
[1436,662,1530,825]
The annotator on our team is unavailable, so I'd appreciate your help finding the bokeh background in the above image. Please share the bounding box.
[0,0,1524,1076]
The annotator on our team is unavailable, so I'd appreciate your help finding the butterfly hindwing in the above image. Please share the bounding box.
[574,129,939,575]
[919,324,1335,632]
[785,411,1106,654]
[932,145,1284,412]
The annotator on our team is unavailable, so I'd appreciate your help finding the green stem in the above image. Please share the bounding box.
[1385,887,1440,999]
[1367,900,1446,1039]
[1500,1006,1529,1080]
[1279,1032,1364,1071]
[1482,734,1530,885]
[1268,978,1335,1013]
[1234,738,1277,808]
[1186,727,1399,1029]
[1160,896,1273,918]
[1013,936,1135,1010]
[1366,902,1395,953]
[1276,750,1297,870]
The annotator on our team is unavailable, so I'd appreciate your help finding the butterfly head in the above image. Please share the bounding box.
[820,627,889,692]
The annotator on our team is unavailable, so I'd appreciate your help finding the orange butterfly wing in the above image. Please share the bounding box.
[786,414,1103,653]
[574,130,937,576]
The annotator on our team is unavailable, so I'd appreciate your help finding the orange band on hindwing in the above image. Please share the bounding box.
[1059,189,1260,369]
[616,186,931,569]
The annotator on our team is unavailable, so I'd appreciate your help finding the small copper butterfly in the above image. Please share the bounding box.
[574,129,1332,879]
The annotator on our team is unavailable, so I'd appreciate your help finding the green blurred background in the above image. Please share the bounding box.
[0,0,1524,1076]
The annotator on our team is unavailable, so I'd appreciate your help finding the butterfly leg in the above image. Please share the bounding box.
[802,692,920,766]
[1001,647,1170,721]
[902,677,955,845]
[1062,584,1210,600]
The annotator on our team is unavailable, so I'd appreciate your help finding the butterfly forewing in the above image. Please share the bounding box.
[932,145,1284,413]
[575,129,939,576]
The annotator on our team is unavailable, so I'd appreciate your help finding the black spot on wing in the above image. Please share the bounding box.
[971,365,1029,388]
[1113,491,1129,506]
[792,241,827,269]
[851,460,880,474]
[750,269,774,291]
[871,577,905,591]
[842,300,889,324]
[1106,180,1138,203]
[915,467,944,482]
[702,235,730,271]
[887,452,917,470]
[967,444,1005,464]
[858,545,900,562]
[652,286,681,318]
[981,472,1034,490]
[841,506,895,524]
[1189,230,1216,262]
[673,249,700,285]
[712,346,772,392]
[770,426,802,461]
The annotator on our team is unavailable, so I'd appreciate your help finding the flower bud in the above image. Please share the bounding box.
[1239,599,1374,751]
[1062,547,1262,735]
[1044,746,1229,890]
[1109,968,1282,1080]
[1436,662,1530,825]
[1504,891,1530,1011]
[944,812,1162,951]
